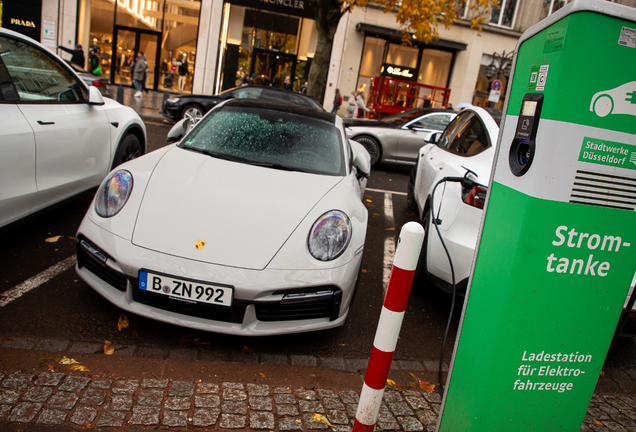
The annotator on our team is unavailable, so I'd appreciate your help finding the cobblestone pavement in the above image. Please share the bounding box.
[0,370,635,431]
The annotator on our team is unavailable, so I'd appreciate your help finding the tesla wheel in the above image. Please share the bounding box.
[112,133,143,169]
[181,105,204,121]
[593,95,613,117]
[412,204,430,289]
[354,136,381,167]
[406,164,418,212]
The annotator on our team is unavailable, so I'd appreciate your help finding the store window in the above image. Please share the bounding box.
[418,49,451,88]
[490,0,518,27]
[116,0,164,30]
[87,0,115,79]
[386,43,418,69]
[159,0,200,92]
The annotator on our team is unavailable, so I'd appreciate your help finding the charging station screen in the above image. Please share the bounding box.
[522,101,538,116]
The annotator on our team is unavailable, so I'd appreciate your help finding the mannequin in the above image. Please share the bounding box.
[178,53,188,92]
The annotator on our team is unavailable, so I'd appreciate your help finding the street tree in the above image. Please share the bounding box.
[305,0,496,101]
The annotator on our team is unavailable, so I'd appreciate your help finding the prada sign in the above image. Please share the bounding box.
[226,0,314,19]
[380,63,418,82]
[2,0,42,41]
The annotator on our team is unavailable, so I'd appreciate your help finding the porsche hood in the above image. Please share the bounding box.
[131,147,342,270]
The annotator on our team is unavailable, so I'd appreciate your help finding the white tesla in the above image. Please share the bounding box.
[407,107,502,293]
[75,99,371,336]
[0,28,147,229]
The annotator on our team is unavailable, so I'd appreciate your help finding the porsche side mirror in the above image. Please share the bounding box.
[349,140,371,178]
[88,86,105,106]
[426,132,441,144]
[166,118,192,143]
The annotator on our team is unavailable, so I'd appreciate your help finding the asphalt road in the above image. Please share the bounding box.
[1,120,634,372]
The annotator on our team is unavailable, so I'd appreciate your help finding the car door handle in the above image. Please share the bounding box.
[37,121,55,125]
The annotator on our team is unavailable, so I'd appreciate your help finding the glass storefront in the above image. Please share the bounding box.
[218,3,316,92]
[85,0,199,92]
[357,36,454,109]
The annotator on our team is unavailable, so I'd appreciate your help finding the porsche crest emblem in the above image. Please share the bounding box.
[195,240,206,250]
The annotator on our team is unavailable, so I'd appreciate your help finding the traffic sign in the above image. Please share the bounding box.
[492,79,503,91]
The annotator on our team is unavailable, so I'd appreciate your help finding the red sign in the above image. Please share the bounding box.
[492,80,503,92]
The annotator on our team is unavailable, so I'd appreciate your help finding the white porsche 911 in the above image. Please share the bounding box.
[76,99,371,336]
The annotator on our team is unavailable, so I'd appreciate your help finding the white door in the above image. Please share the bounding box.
[0,105,37,227]
[1,34,111,213]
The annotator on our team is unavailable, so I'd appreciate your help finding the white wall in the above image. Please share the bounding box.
[192,0,224,95]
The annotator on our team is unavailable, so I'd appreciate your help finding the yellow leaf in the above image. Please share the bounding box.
[57,356,80,365]
[86,424,96,429]
[366,199,372,202]
[296,419,302,424]
[386,227,395,231]
[45,235,63,243]
[117,314,130,331]
[312,413,335,428]
[594,420,603,426]
[68,364,90,372]
[242,345,256,355]
[361,269,367,273]
[419,381,436,392]
[104,341,115,355]
[260,373,266,378]
[46,365,58,372]
[600,371,605,376]
[386,379,404,391]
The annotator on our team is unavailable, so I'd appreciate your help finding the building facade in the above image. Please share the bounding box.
[1,0,634,104]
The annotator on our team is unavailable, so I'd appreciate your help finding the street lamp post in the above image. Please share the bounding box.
[484,50,514,108]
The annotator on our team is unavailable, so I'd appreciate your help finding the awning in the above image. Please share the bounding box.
[355,23,467,51]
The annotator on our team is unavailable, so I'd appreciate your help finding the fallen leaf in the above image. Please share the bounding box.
[57,356,80,365]
[386,227,395,231]
[594,420,604,426]
[68,237,76,240]
[86,424,96,429]
[242,345,256,355]
[419,381,436,392]
[600,371,605,376]
[259,373,266,378]
[366,199,372,203]
[361,269,367,273]
[104,341,115,355]
[45,235,63,243]
[312,413,335,428]
[386,379,404,391]
[407,371,421,381]
[46,365,58,372]
[117,314,130,331]
[296,419,302,424]
[68,364,90,372]
[2,337,15,342]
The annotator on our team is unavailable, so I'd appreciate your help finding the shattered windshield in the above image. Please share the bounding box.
[178,106,344,176]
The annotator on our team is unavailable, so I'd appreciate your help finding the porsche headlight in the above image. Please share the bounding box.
[308,210,351,261]
[95,170,133,218]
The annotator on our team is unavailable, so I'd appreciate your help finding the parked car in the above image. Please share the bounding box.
[162,86,324,121]
[0,28,147,230]
[344,108,456,167]
[76,99,371,336]
[407,106,502,294]
[65,61,113,98]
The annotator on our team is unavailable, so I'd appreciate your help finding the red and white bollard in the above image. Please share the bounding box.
[352,221,424,432]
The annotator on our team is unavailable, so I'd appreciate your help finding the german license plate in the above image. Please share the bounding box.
[139,270,233,307]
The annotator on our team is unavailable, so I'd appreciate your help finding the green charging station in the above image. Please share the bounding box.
[438,0,636,429]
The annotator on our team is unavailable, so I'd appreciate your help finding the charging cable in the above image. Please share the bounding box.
[428,168,478,394]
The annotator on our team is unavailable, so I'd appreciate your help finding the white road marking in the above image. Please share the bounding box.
[383,192,396,295]
[0,256,77,307]
[366,187,407,196]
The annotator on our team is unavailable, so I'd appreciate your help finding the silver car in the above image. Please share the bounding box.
[344,108,456,166]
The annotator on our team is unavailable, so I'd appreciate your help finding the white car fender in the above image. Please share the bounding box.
[86,144,175,240]
[100,98,148,161]
[267,175,368,271]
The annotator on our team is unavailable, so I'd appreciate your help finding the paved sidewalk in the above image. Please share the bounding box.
[1,337,636,431]
[112,85,174,123]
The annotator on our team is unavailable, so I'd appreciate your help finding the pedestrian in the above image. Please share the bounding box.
[88,48,101,76]
[178,55,188,91]
[248,73,256,86]
[283,75,293,90]
[58,43,85,68]
[345,91,358,118]
[271,77,281,88]
[356,90,371,118]
[331,89,342,115]
[300,81,308,94]
[132,51,148,98]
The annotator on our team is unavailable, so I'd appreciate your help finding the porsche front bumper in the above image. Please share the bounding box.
[75,217,362,336]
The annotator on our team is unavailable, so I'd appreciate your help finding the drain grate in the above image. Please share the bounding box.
[570,170,636,210]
